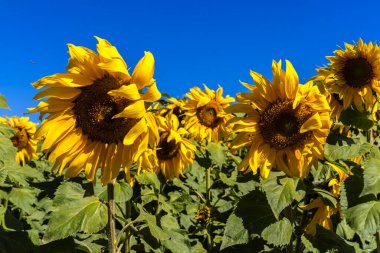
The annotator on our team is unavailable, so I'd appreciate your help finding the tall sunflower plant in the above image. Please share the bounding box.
[0,38,379,253]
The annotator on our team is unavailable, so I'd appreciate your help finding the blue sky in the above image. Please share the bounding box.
[1,0,380,121]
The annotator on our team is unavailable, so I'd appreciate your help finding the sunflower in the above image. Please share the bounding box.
[302,163,348,235]
[29,37,161,184]
[0,116,38,165]
[159,97,187,124]
[228,60,332,179]
[183,85,235,142]
[313,69,344,121]
[137,114,196,180]
[316,39,380,113]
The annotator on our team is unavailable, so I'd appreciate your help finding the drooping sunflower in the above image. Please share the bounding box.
[29,37,161,184]
[159,97,187,124]
[137,114,196,180]
[316,39,380,113]
[0,116,38,165]
[183,85,235,142]
[228,60,332,179]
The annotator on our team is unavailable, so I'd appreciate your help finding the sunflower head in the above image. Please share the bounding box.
[30,37,161,184]
[316,39,380,113]
[0,116,38,165]
[183,85,235,142]
[159,97,187,125]
[228,60,332,179]
[137,114,196,180]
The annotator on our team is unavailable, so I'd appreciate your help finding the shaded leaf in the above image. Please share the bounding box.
[360,158,380,197]
[220,213,249,250]
[261,218,292,246]
[340,107,373,130]
[345,201,380,236]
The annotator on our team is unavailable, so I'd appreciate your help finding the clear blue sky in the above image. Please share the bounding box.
[1,0,380,122]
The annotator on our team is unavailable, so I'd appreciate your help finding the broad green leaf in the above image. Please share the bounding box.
[261,218,292,246]
[43,196,107,243]
[53,182,85,205]
[360,158,380,197]
[206,142,227,168]
[96,181,133,203]
[161,215,191,253]
[136,172,161,192]
[301,235,319,253]
[324,143,370,162]
[8,188,39,214]
[136,205,169,241]
[0,94,10,109]
[306,226,355,253]
[261,172,299,218]
[340,107,373,130]
[345,201,380,236]
[235,190,276,234]
[336,219,355,240]
[220,213,249,250]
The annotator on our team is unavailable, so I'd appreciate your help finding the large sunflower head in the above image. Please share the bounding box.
[137,114,196,180]
[29,37,161,184]
[0,116,38,165]
[316,39,380,113]
[228,60,332,179]
[183,85,235,142]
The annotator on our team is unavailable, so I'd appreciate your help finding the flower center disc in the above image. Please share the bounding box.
[74,75,139,144]
[197,101,221,128]
[156,132,179,160]
[259,100,312,149]
[10,128,28,151]
[342,57,373,88]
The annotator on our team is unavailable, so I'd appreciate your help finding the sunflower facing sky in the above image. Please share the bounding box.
[183,85,235,143]
[0,116,38,165]
[228,60,332,179]
[315,39,380,113]
[29,37,161,184]
[137,114,196,180]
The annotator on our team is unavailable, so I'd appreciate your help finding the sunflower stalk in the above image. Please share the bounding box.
[205,166,213,251]
[107,180,117,253]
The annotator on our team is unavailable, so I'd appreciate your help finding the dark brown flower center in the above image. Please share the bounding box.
[341,57,374,88]
[73,75,139,144]
[156,132,179,160]
[196,101,221,128]
[10,128,28,151]
[172,106,185,123]
[259,100,313,149]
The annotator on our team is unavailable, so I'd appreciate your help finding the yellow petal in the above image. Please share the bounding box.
[113,100,146,119]
[131,51,155,90]
[141,83,161,102]
[123,118,148,145]
[108,84,141,100]
[284,60,299,99]
[33,87,81,100]
[300,113,322,133]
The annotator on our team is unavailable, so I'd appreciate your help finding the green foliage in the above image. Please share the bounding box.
[261,218,292,246]
[340,107,374,130]
[0,94,9,109]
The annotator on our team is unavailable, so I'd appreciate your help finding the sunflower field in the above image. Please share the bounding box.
[0,37,379,253]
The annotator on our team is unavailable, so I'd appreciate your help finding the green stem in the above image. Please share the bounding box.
[285,205,294,253]
[107,180,117,253]
[205,167,212,252]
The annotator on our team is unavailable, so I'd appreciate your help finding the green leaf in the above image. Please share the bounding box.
[261,218,292,247]
[220,213,249,250]
[324,143,370,162]
[235,190,276,234]
[313,188,338,208]
[306,226,355,253]
[340,107,373,130]
[345,201,380,236]
[261,172,299,218]
[360,158,380,197]
[0,94,10,109]
[53,182,85,205]
[96,181,133,203]
[8,188,39,214]
[43,196,107,243]
[336,219,355,240]
[136,172,161,192]
[206,142,227,168]
[136,204,169,241]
